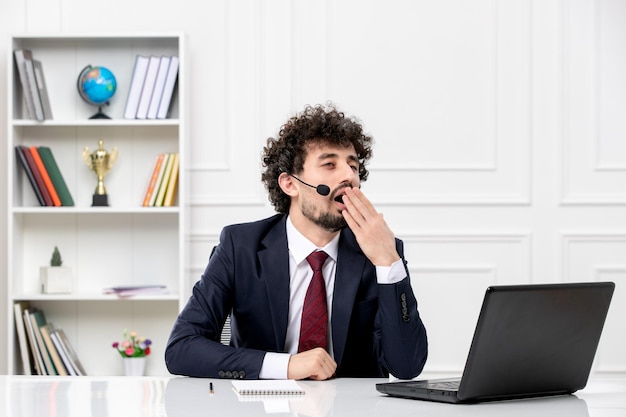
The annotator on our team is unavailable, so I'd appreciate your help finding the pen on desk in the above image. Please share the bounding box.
[210,382,214,394]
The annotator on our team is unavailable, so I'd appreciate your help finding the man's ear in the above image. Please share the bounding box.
[278,171,298,196]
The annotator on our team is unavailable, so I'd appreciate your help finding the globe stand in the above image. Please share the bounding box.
[89,105,111,120]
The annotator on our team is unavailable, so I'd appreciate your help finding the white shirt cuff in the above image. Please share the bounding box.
[376,259,406,284]
[259,352,291,379]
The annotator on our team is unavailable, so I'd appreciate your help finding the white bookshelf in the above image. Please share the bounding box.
[5,33,186,376]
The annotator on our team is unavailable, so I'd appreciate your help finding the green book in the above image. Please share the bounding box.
[37,146,74,206]
[29,309,58,375]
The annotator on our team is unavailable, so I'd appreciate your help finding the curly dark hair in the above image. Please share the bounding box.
[261,103,374,213]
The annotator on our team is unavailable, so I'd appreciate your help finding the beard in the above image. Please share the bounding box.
[301,197,347,232]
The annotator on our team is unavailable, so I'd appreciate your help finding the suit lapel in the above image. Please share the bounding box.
[258,216,290,350]
[331,230,366,367]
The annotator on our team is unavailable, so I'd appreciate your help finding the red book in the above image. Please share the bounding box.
[20,146,53,206]
[29,146,61,206]
[15,146,45,206]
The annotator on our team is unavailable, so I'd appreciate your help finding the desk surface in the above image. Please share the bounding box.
[2,375,626,417]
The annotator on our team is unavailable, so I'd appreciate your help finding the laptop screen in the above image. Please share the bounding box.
[457,282,614,401]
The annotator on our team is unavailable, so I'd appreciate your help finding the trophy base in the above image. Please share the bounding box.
[92,194,109,206]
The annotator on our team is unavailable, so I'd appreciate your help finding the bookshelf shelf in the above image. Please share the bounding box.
[12,118,180,126]
[5,33,186,377]
[11,207,181,214]
[13,293,180,302]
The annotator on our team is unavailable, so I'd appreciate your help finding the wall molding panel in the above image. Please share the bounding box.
[326,0,531,205]
[561,0,626,205]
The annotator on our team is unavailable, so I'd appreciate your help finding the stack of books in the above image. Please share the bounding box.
[142,152,179,206]
[13,302,87,376]
[15,145,74,206]
[13,49,53,121]
[124,54,179,119]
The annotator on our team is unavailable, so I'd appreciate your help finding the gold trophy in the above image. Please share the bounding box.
[83,139,118,206]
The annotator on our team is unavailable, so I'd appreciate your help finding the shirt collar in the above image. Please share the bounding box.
[286,216,340,264]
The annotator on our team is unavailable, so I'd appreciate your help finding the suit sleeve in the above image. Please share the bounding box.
[164,228,266,379]
[375,239,428,379]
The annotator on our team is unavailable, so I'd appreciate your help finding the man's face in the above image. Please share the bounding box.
[297,143,361,232]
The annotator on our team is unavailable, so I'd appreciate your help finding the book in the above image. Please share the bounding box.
[20,146,53,206]
[157,56,179,119]
[15,146,45,206]
[155,153,175,206]
[103,285,168,297]
[13,301,33,375]
[39,324,69,376]
[124,55,150,119]
[32,59,53,119]
[142,153,165,206]
[29,309,58,375]
[13,49,43,120]
[37,146,74,206]
[163,153,180,206]
[52,328,87,376]
[149,153,170,206]
[23,60,45,121]
[22,308,45,375]
[231,380,305,396]
[29,146,61,206]
[49,330,77,376]
[135,55,161,119]
[147,56,171,119]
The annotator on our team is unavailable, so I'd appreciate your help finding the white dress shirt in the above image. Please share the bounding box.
[259,216,406,379]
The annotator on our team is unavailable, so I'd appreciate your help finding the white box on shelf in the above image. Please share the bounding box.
[40,266,73,294]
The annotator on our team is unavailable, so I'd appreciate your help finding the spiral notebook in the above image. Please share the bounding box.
[231,380,304,396]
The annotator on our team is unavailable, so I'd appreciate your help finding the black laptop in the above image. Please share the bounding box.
[376,282,615,404]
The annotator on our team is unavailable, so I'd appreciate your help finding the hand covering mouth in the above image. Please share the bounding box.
[332,184,352,204]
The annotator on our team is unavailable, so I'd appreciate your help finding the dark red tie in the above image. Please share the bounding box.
[298,251,329,352]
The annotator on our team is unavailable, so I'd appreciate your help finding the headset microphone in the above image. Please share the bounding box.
[290,174,331,196]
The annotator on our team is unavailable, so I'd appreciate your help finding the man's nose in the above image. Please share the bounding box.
[339,163,358,184]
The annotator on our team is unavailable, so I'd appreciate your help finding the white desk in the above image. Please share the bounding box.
[2,375,626,417]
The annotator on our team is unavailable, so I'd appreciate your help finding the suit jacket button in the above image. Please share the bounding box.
[218,371,225,378]
[225,371,232,378]
[239,371,246,378]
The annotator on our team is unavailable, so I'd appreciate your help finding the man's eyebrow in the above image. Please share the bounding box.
[317,152,339,160]
[317,153,360,164]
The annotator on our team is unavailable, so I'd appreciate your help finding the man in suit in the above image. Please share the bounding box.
[165,103,428,380]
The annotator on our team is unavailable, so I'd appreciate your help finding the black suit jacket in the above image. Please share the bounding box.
[165,214,427,379]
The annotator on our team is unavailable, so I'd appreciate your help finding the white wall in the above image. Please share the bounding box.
[1,0,624,376]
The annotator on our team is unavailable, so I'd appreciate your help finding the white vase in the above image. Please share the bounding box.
[123,357,146,376]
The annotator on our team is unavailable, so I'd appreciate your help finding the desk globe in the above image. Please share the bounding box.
[77,65,117,119]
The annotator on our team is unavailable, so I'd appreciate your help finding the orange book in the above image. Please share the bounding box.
[142,153,165,206]
[29,146,61,206]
